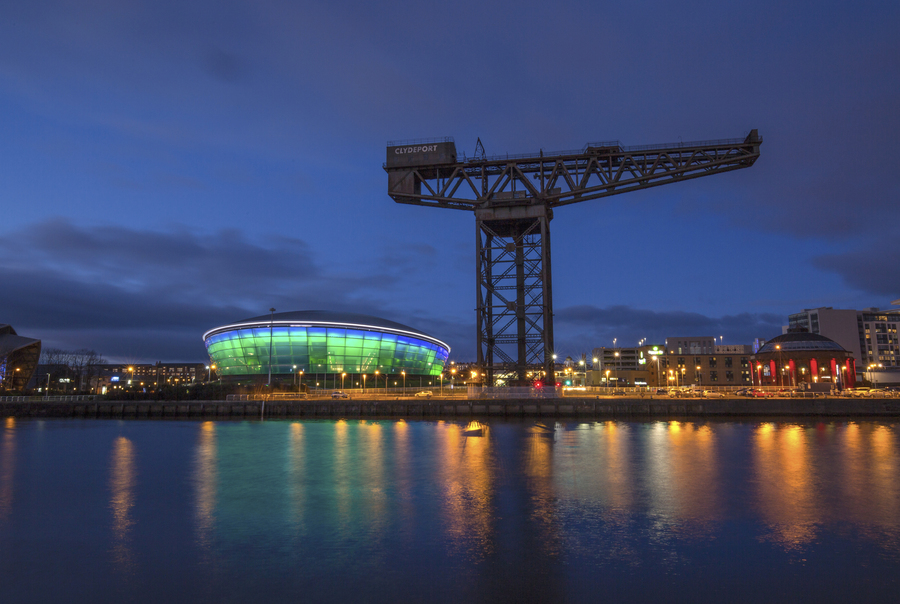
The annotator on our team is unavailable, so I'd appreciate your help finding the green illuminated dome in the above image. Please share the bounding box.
[203,311,450,384]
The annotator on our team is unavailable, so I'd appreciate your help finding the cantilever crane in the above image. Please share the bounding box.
[385,131,762,386]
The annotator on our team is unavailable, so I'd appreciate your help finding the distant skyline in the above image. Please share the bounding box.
[2,1,898,363]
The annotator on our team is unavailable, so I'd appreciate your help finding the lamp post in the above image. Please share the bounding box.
[774,344,784,387]
[614,351,619,391]
[362,373,367,394]
[375,370,380,393]
[696,365,701,386]
[401,371,406,395]
[128,366,135,388]
[267,307,276,387]
[341,372,346,391]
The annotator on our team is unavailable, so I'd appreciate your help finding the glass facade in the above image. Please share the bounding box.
[205,325,449,379]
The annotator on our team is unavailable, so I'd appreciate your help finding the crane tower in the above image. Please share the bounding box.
[385,131,762,386]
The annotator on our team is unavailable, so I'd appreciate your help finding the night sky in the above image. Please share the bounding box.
[2,0,898,363]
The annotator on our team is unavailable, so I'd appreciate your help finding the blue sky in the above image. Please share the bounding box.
[1,0,898,363]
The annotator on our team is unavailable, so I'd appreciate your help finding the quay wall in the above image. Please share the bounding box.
[1,397,899,420]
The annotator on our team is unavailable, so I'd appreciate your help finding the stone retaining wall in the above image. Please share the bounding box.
[1,397,898,419]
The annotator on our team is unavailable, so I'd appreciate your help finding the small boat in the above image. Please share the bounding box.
[528,422,555,435]
[463,421,486,436]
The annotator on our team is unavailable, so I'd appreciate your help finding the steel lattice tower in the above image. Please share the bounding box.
[385,131,762,386]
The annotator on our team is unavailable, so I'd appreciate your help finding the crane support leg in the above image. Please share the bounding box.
[476,205,554,386]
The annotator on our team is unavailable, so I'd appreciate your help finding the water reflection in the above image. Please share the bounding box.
[109,436,136,569]
[835,423,900,553]
[522,423,562,559]
[361,421,386,535]
[2,419,900,603]
[648,421,721,533]
[753,423,820,549]
[287,422,305,531]
[438,422,495,560]
[0,417,15,522]
[194,421,218,554]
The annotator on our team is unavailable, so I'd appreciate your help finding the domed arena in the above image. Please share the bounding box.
[751,332,856,388]
[203,311,450,387]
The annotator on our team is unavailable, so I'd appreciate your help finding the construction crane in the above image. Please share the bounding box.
[384,131,762,386]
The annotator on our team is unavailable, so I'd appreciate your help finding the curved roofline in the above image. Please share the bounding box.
[756,331,847,354]
[203,312,450,352]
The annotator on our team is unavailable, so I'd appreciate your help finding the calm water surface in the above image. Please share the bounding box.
[1,417,898,603]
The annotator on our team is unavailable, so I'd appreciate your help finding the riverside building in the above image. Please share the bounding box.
[788,300,900,383]
[203,310,450,389]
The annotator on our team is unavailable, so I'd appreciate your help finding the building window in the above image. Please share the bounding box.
[741,357,749,368]
[726,370,734,381]
[709,356,717,368]
[724,357,733,368]
[710,371,718,382]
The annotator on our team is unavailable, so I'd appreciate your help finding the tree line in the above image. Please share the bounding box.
[39,348,106,394]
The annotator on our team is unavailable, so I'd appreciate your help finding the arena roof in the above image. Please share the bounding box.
[203,310,448,350]
[757,332,846,353]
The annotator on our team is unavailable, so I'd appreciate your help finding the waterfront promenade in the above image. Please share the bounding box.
[2,394,899,419]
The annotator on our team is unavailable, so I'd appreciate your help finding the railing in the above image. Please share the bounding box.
[0,395,101,402]
[387,136,454,146]
[457,136,761,164]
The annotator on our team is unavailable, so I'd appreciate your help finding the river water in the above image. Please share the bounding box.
[1,417,898,603]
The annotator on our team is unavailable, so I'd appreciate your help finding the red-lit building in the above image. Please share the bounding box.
[750,332,856,389]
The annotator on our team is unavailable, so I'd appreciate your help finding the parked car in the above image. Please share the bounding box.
[331,391,349,399]
[702,390,725,398]
[654,388,669,395]
[414,391,433,398]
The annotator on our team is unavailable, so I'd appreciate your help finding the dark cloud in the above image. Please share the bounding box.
[811,235,900,298]
[0,219,472,361]
[552,305,784,356]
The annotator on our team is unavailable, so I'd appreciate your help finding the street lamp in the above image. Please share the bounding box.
[613,351,619,391]
[362,373,367,394]
[341,372,347,390]
[267,307,276,387]
[696,365,701,386]
[775,344,783,387]
[128,366,135,388]
[207,364,216,382]
[375,370,380,392]
[401,370,406,395]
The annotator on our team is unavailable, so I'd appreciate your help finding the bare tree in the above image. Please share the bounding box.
[39,348,106,393]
